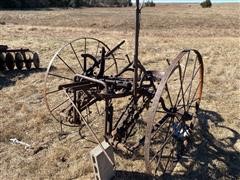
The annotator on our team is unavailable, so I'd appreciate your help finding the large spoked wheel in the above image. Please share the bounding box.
[44,37,119,178]
[144,49,203,176]
[44,37,118,127]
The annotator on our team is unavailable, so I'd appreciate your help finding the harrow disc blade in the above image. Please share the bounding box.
[0,53,6,71]
[33,52,40,68]
[5,52,15,70]
[25,55,32,70]
[15,52,24,70]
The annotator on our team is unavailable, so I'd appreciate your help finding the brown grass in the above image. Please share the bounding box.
[0,3,240,179]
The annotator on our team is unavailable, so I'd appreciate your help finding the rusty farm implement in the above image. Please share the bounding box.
[44,0,204,176]
[0,45,40,71]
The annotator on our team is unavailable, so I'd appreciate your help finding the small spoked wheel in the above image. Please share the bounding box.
[144,49,203,175]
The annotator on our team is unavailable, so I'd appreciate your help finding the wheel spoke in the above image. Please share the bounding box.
[187,81,201,111]
[70,43,84,71]
[48,73,73,81]
[174,65,182,108]
[176,65,201,107]
[165,84,173,107]
[152,117,174,172]
[182,51,190,84]
[150,131,174,162]
[57,55,76,74]
[104,62,115,73]
[155,153,165,174]
[186,55,198,110]
[163,148,174,174]
[150,118,176,163]
[178,64,186,111]
[50,95,73,113]
[151,115,171,139]
[46,89,62,95]
[174,52,189,107]
[95,102,100,115]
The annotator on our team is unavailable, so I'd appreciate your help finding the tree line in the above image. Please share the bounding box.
[0,0,132,9]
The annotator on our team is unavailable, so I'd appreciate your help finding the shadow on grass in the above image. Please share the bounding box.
[0,68,46,90]
[177,108,240,179]
[113,108,240,179]
[114,170,157,180]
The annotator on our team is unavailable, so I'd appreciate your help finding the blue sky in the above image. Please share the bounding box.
[132,0,240,3]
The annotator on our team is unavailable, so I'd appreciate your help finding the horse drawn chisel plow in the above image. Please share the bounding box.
[44,0,203,176]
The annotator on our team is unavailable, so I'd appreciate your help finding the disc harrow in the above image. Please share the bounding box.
[0,45,40,71]
[44,0,204,177]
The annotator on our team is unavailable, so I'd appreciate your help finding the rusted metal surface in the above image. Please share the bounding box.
[44,0,204,176]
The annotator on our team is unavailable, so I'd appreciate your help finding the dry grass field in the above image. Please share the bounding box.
[0,3,240,179]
